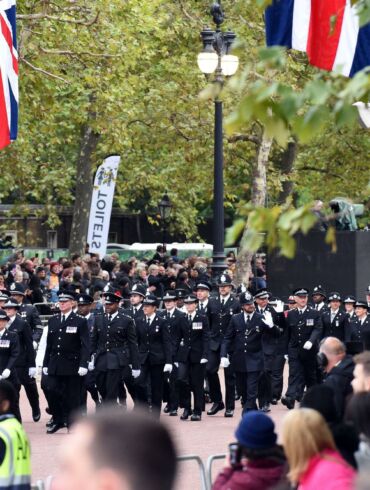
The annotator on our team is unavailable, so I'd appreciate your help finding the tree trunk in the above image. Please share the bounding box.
[234,130,273,285]
[68,125,100,256]
[277,139,298,204]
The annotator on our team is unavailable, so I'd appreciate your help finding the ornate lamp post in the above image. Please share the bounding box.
[158,192,172,249]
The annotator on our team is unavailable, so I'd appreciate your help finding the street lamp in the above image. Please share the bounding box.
[158,192,172,250]
[197,2,239,282]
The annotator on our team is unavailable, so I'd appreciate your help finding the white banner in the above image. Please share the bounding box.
[87,155,120,257]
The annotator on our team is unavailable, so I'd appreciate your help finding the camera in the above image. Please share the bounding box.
[228,443,241,467]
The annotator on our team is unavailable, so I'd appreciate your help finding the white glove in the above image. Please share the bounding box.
[33,341,38,350]
[220,357,230,368]
[174,362,179,368]
[263,311,274,328]
[132,369,141,379]
[200,358,208,364]
[163,364,173,373]
[274,300,285,313]
[1,369,10,379]
[42,367,48,376]
[88,361,95,371]
[78,367,88,376]
[28,367,37,378]
[284,354,289,361]
[303,341,313,350]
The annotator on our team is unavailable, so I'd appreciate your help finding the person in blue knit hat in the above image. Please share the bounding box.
[212,411,288,490]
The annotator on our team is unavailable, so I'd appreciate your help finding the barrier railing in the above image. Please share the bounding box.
[206,453,226,488]
[177,454,208,490]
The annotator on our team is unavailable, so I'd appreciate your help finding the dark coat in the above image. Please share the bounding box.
[287,307,323,355]
[18,303,43,342]
[175,311,210,363]
[121,304,145,322]
[344,312,358,342]
[0,329,20,372]
[322,309,346,341]
[160,308,188,362]
[324,355,354,419]
[43,312,90,376]
[7,315,35,368]
[208,296,240,351]
[255,305,285,355]
[135,314,172,365]
[91,312,140,371]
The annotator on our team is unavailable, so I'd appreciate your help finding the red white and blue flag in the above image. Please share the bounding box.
[265,0,370,77]
[0,0,18,149]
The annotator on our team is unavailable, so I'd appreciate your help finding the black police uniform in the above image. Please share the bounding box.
[135,313,172,416]
[91,311,140,403]
[122,304,145,321]
[221,311,278,412]
[43,311,90,427]
[8,315,39,417]
[344,311,357,342]
[322,309,346,340]
[207,295,239,412]
[80,311,100,407]
[0,329,21,420]
[18,303,43,343]
[175,311,210,417]
[346,314,370,350]
[284,306,323,403]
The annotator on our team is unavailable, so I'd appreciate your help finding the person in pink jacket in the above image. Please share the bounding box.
[282,408,356,490]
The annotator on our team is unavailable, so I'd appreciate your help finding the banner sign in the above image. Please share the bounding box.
[87,155,120,257]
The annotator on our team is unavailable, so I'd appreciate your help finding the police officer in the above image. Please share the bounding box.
[122,283,146,321]
[282,288,323,410]
[220,292,276,414]
[0,310,20,421]
[9,282,43,344]
[321,292,346,340]
[206,274,239,418]
[77,294,100,408]
[135,294,172,418]
[348,301,370,349]
[3,298,40,422]
[161,290,187,416]
[175,294,209,421]
[43,292,90,433]
[91,291,140,405]
[367,285,370,308]
[195,282,212,318]
[311,285,328,313]
[343,296,357,342]
[175,289,188,314]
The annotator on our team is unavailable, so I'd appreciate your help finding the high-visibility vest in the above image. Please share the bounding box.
[0,415,31,489]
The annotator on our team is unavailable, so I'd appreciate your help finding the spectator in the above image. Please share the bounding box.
[282,409,356,490]
[346,392,370,471]
[352,351,370,393]
[170,248,179,263]
[301,385,359,468]
[212,411,288,490]
[52,408,177,490]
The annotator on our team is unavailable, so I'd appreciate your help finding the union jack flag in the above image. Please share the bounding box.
[0,0,18,150]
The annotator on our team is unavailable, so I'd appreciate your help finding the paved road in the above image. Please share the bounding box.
[22,371,288,490]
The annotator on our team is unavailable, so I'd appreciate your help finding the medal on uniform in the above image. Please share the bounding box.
[0,340,10,348]
[192,322,203,330]
[306,319,314,326]
[66,326,77,333]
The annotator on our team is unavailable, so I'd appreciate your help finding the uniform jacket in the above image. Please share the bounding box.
[0,329,20,372]
[221,312,280,373]
[255,305,285,355]
[175,311,209,363]
[160,308,188,362]
[43,312,90,376]
[344,312,357,342]
[346,315,370,349]
[135,313,172,366]
[18,303,43,342]
[121,304,145,322]
[208,296,240,351]
[91,312,140,371]
[287,307,323,354]
[322,309,346,341]
[7,315,35,368]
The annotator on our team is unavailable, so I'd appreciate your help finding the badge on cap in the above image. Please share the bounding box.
[133,285,137,291]
[245,292,252,301]
[220,275,226,283]
[10,283,15,291]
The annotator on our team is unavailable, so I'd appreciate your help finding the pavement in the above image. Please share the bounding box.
[22,370,289,490]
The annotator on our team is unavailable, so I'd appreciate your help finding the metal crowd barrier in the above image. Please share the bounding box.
[206,453,226,488]
[31,481,45,490]
[177,454,208,490]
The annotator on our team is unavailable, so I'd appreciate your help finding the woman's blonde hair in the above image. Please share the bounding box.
[282,408,336,484]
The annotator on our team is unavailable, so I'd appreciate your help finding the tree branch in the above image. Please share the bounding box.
[17,11,99,26]
[300,166,345,180]
[227,134,261,145]
[20,57,69,83]
[40,47,121,58]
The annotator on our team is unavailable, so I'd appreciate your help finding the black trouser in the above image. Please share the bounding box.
[257,354,274,407]
[96,367,131,403]
[135,362,164,418]
[80,371,100,411]
[47,374,82,427]
[177,362,206,416]
[286,349,317,401]
[271,353,286,400]
[41,372,53,412]
[16,366,40,414]
[7,372,21,422]
[235,371,260,412]
[207,349,235,410]
[163,364,179,411]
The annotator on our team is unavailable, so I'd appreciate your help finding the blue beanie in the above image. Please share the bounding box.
[235,411,277,449]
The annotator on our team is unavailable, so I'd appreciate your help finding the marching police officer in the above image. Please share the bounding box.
[9,282,43,344]
[122,283,146,320]
[3,298,40,422]
[311,285,328,313]
[343,295,357,341]
[206,274,239,417]
[175,294,209,421]
[195,282,212,318]
[91,291,140,404]
[161,290,187,416]
[135,294,172,418]
[321,292,346,340]
[282,288,323,410]
[347,301,370,349]
[43,292,90,433]
[220,291,277,414]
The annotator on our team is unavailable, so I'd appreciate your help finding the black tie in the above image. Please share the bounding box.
[61,315,65,324]
[146,317,150,326]
[221,299,225,307]
[108,315,112,322]
[299,310,303,316]
[246,315,250,324]
[188,315,192,322]
[315,305,318,310]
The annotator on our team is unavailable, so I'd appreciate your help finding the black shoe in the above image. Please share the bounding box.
[180,409,192,420]
[281,396,295,410]
[271,398,278,405]
[46,417,54,428]
[47,422,65,434]
[235,394,241,401]
[169,410,178,416]
[33,410,41,422]
[204,393,212,404]
[260,403,271,413]
[224,409,234,418]
[45,407,51,415]
[190,413,201,421]
[163,405,170,414]
[207,402,225,416]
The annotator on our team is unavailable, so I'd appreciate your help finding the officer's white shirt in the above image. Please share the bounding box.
[188,312,196,321]
[330,309,339,321]
[316,302,325,311]
[220,294,231,304]
[146,313,156,325]
[0,328,5,338]
[198,299,209,309]
[244,312,254,323]
[62,310,73,321]
[7,315,16,325]
[298,306,308,314]
[107,311,118,321]
[166,307,176,318]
